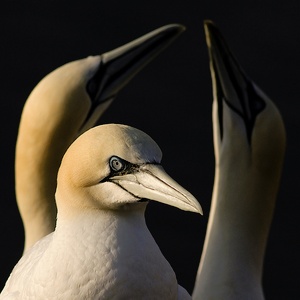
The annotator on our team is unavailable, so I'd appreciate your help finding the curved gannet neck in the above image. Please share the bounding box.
[196,132,283,296]
[15,68,91,251]
[3,124,197,299]
[15,24,186,252]
[32,206,179,299]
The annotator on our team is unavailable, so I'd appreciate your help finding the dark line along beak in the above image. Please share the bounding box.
[110,164,203,215]
[80,24,185,132]
[99,24,185,101]
[204,20,266,143]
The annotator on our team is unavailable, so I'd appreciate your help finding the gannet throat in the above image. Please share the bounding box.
[2,124,201,299]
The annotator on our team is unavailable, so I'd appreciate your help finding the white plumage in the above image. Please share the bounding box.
[2,124,201,299]
[14,24,185,252]
[192,21,285,299]
[0,24,202,299]
[3,17,285,299]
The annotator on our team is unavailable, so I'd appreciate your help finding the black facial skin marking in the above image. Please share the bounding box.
[99,156,159,203]
[210,25,266,144]
[100,156,160,184]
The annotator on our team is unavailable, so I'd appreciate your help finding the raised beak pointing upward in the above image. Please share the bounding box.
[81,24,186,132]
[99,24,186,101]
[204,20,266,143]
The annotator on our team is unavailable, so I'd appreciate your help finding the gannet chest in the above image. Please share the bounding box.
[10,210,178,299]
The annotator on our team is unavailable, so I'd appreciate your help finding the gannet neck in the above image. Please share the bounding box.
[193,21,285,299]
[2,208,179,299]
[15,24,186,252]
[3,124,196,298]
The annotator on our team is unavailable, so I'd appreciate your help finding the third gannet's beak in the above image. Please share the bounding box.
[204,20,266,143]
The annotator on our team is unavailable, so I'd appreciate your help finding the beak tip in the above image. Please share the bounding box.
[203,19,215,27]
[197,203,204,215]
[166,23,186,32]
[188,195,203,215]
[177,23,187,33]
[204,20,222,47]
[159,23,186,41]
[203,20,215,49]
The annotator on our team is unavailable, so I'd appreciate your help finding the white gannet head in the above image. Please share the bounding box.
[56,124,202,216]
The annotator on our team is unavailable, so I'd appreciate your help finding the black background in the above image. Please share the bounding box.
[1,1,299,299]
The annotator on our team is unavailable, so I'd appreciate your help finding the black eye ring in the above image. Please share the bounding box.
[109,156,125,172]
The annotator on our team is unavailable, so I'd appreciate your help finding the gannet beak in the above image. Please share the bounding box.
[204,19,247,108]
[79,24,185,133]
[110,164,203,214]
[204,20,266,141]
[98,24,185,101]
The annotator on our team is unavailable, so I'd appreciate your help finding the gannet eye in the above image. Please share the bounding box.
[109,156,125,172]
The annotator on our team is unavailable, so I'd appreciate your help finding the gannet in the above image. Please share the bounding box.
[1,124,202,299]
[15,24,185,252]
[192,21,286,299]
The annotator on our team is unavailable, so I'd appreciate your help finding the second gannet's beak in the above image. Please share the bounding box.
[110,163,203,214]
[80,24,186,132]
